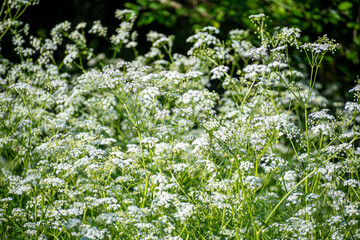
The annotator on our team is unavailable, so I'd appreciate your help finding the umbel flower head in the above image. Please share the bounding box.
[301,34,339,54]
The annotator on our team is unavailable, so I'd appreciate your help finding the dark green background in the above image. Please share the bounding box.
[21,0,360,101]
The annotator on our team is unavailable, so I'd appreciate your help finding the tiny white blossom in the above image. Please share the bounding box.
[211,65,229,80]
[89,20,107,37]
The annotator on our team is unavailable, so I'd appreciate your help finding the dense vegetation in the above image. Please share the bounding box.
[20,0,360,99]
[0,0,359,239]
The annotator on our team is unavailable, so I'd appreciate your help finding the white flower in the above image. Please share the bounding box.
[81,227,105,240]
[147,30,166,42]
[343,179,360,188]
[249,13,265,19]
[126,41,137,48]
[192,137,209,148]
[202,26,220,34]
[152,191,175,208]
[249,44,268,59]
[308,109,335,121]
[229,29,248,40]
[153,36,171,48]
[127,205,145,219]
[95,213,119,225]
[211,65,229,80]
[283,170,297,181]
[154,109,170,120]
[141,137,159,148]
[115,9,136,21]
[301,43,331,53]
[186,31,220,55]
[42,177,65,187]
[344,203,360,217]
[239,161,254,172]
[345,102,360,113]
[270,45,287,52]
[12,34,25,46]
[10,82,31,91]
[64,218,81,230]
[349,84,360,93]
[174,202,195,223]
[134,222,155,230]
[64,46,79,66]
[244,176,262,188]
[76,22,87,29]
[301,35,339,53]
[274,27,301,47]
[89,20,107,37]
[179,90,203,104]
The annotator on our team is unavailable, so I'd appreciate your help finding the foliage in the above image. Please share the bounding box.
[1,1,360,239]
[125,0,360,98]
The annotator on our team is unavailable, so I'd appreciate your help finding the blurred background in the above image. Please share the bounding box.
[21,0,360,101]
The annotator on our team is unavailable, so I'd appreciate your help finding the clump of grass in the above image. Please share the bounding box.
[0,1,359,239]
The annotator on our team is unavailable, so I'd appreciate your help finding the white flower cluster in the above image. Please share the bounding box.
[301,34,339,54]
[210,65,229,80]
[274,27,301,48]
[186,26,221,56]
[4,0,39,9]
[89,20,108,37]
[0,7,358,240]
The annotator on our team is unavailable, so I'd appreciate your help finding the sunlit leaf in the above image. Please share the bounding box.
[338,1,353,11]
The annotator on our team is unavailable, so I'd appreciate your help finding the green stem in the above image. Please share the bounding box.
[264,147,348,225]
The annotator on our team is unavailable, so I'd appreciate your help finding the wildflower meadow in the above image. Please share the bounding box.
[0,1,359,239]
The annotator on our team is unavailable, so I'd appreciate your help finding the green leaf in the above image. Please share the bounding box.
[338,1,353,11]
[329,10,341,24]
[136,0,148,6]
[347,22,360,30]
[124,3,140,14]
[354,36,360,46]
[138,14,155,26]
[149,2,162,10]
[312,14,321,20]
